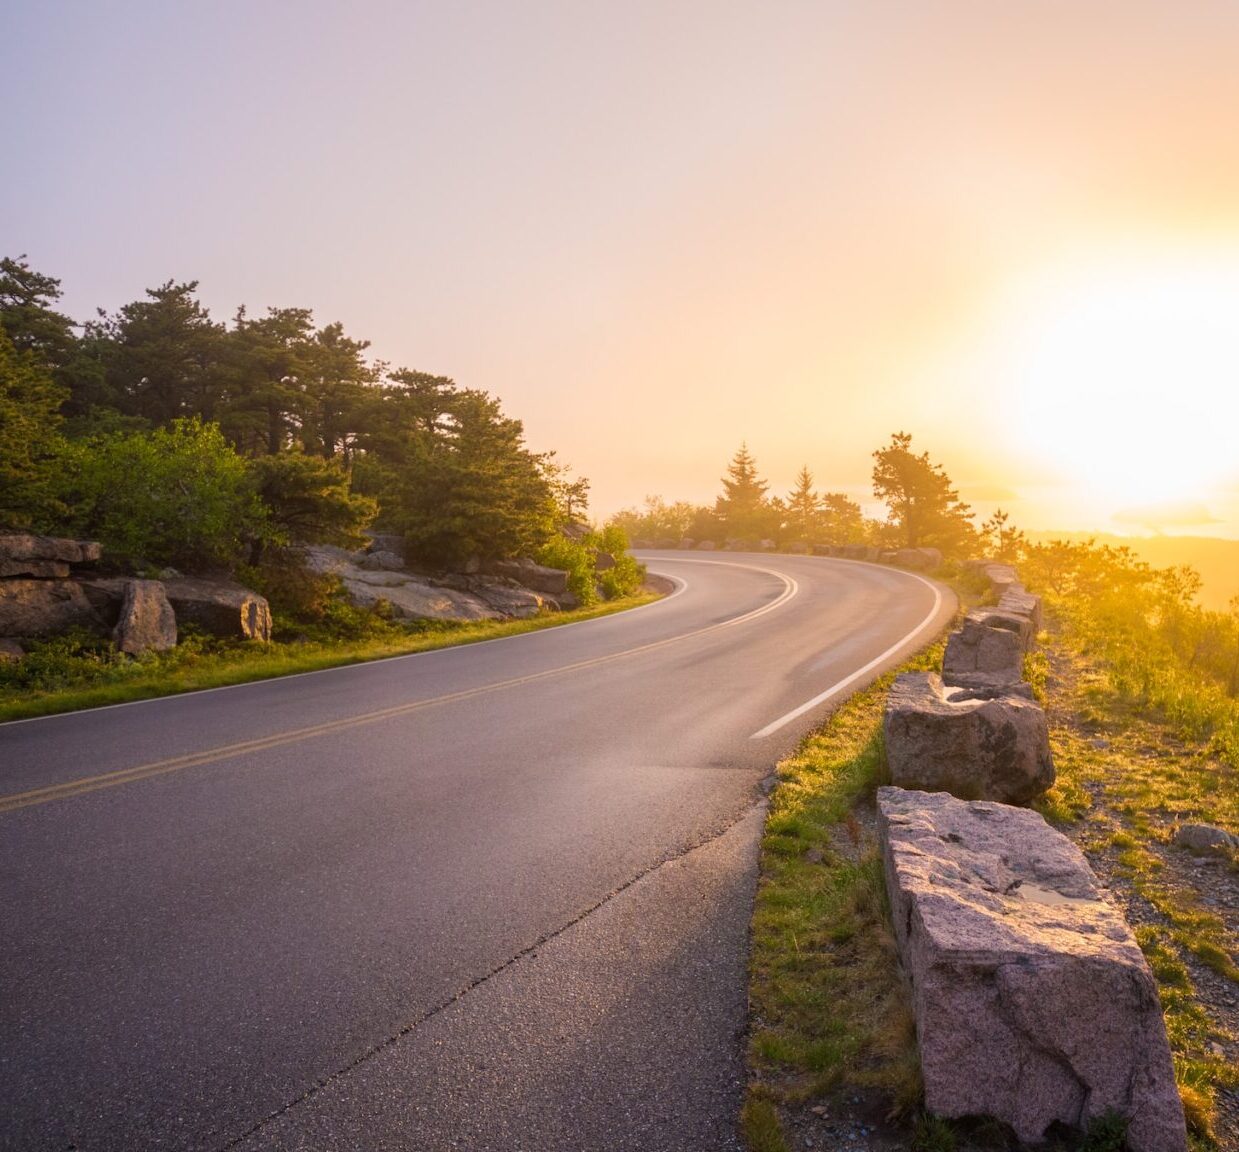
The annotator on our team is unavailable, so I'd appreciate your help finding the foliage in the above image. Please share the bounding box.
[538,534,600,606]
[608,495,715,545]
[592,524,645,599]
[56,417,265,568]
[0,256,580,573]
[246,449,376,560]
[0,329,69,529]
[980,507,1025,562]
[871,431,976,554]
[716,442,778,542]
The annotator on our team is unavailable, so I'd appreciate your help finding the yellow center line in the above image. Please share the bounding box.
[0,561,797,815]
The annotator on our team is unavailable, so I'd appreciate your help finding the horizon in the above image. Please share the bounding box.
[6,2,1239,534]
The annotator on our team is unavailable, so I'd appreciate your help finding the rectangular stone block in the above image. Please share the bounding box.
[877,787,1186,1152]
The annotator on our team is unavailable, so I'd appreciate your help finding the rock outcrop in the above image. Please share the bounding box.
[113,580,177,654]
[303,546,503,622]
[0,534,102,565]
[884,671,1054,803]
[877,788,1187,1152]
[0,579,105,638]
[491,559,570,597]
[163,579,272,642]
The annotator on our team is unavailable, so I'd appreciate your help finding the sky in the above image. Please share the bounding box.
[6,1,1239,532]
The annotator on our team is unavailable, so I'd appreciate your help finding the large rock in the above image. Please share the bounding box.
[0,534,101,564]
[696,540,716,550]
[594,552,616,571]
[998,585,1043,633]
[877,788,1187,1152]
[113,580,177,654]
[1174,823,1238,858]
[0,579,105,638]
[893,547,942,571]
[303,546,502,622]
[884,671,1054,803]
[472,584,545,619]
[345,577,499,622]
[163,579,272,642]
[493,559,569,596]
[941,609,1028,686]
[982,562,1020,597]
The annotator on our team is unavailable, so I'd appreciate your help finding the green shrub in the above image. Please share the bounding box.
[57,417,265,569]
[537,534,598,606]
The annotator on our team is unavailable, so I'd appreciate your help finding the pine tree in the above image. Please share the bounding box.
[871,431,975,552]
[716,443,773,541]
[785,465,820,544]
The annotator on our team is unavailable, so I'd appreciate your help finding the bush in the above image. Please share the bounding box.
[537,534,598,606]
[57,417,265,569]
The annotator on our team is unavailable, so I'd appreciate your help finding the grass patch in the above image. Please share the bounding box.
[746,639,945,1135]
[1035,631,1238,1148]
[0,592,660,723]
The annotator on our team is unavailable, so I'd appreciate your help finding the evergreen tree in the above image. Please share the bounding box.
[715,443,773,540]
[784,466,820,543]
[98,281,227,425]
[871,431,975,553]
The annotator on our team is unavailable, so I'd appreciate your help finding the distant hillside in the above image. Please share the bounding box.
[1027,532,1239,612]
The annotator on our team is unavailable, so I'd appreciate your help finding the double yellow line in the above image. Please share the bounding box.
[0,562,797,816]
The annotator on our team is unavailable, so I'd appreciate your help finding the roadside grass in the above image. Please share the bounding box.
[744,639,947,1144]
[0,592,660,723]
[1034,632,1239,1148]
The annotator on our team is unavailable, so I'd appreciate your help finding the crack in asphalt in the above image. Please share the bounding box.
[216,795,767,1151]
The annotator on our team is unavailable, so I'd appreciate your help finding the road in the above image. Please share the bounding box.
[0,552,955,1152]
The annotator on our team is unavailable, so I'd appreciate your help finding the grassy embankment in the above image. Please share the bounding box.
[0,591,661,724]
[744,563,1238,1152]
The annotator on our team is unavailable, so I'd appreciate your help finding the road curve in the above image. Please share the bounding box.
[0,552,955,1152]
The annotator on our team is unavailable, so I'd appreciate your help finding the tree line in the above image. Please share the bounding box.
[610,434,991,554]
[0,256,588,575]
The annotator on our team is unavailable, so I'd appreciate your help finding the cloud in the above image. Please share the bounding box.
[1112,501,1221,530]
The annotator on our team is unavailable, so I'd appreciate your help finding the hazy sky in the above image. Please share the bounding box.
[6,1,1239,531]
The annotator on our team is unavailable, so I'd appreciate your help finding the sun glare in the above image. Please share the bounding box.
[1008,252,1239,518]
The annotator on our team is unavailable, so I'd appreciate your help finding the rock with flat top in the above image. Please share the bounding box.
[113,580,177,654]
[0,534,101,564]
[941,610,1027,686]
[0,579,105,638]
[1174,823,1238,858]
[493,559,569,596]
[981,562,1019,597]
[163,579,271,642]
[997,585,1043,633]
[696,540,716,550]
[473,584,544,619]
[884,671,1054,803]
[877,787,1187,1152]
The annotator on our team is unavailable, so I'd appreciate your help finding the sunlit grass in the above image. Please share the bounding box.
[745,640,946,1146]
[1035,631,1238,1148]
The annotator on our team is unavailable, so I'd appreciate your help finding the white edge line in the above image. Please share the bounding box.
[0,571,690,730]
[748,565,946,740]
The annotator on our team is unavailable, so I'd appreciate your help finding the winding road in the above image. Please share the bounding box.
[0,552,955,1152]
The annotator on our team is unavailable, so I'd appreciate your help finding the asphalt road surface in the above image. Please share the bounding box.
[0,552,955,1152]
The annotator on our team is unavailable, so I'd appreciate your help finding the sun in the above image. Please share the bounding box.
[1005,251,1239,518]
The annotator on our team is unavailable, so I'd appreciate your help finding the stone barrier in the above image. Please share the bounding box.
[877,788,1187,1152]
[884,671,1054,803]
